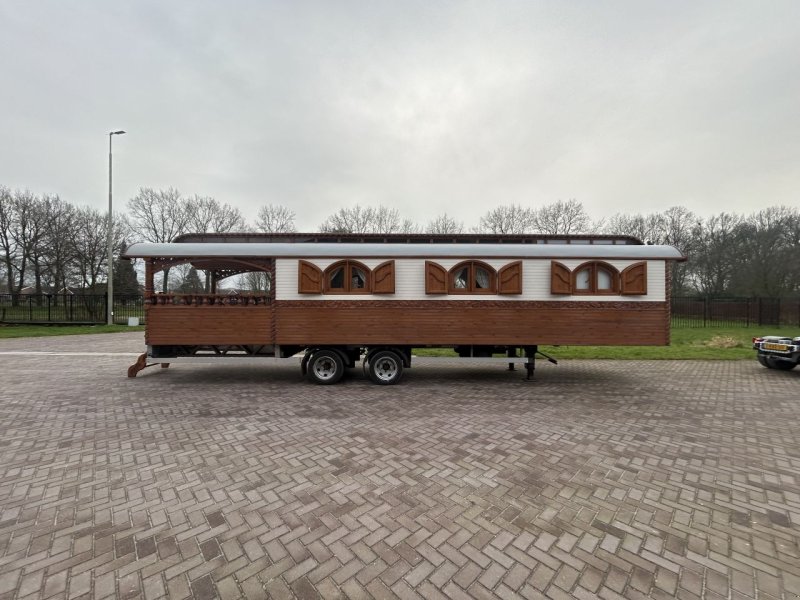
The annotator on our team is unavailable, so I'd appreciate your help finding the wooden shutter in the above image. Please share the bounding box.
[551,261,572,294]
[372,260,395,294]
[498,261,522,295]
[621,262,647,295]
[298,260,322,294]
[425,261,447,294]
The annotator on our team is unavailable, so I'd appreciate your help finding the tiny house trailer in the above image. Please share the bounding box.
[122,233,685,384]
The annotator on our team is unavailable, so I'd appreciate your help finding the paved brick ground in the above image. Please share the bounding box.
[1,332,799,599]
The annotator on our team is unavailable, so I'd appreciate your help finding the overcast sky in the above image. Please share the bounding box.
[1,1,798,231]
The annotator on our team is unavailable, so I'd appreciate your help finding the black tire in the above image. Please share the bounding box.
[307,350,345,385]
[367,350,404,385]
[757,354,772,368]
[768,357,797,371]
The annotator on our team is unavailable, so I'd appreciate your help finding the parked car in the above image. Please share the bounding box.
[753,335,800,370]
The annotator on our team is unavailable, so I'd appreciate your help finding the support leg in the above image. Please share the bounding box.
[127,353,169,377]
[127,353,148,378]
[524,345,538,381]
[507,347,516,371]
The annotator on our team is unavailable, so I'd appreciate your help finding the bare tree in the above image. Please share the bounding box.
[319,205,414,234]
[0,186,17,295]
[730,206,799,296]
[24,194,66,297]
[398,218,421,234]
[689,213,744,295]
[319,205,373,233]
[604,212,667,244]
[5,189,41,296]
[425,213,464,234]
[39,196,76,295]
[185,195,245,234]
[125,188,192,292]
[236,271,271,293]
[660,206,697,293]
[180,194,246,292]
[70,207,109,291]
[125,187,191,243]
[531,200,590,235]
[372,206,402,233]
[476,204,534,234]
[255,204,297,233]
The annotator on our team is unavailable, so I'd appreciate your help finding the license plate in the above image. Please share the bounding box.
[763,343,789,351]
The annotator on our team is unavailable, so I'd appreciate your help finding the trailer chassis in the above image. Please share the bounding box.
[127,344,557,383]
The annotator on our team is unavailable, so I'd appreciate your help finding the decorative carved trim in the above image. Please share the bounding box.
[149,293,270,306]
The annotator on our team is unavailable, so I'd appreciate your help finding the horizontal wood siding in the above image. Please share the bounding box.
[274,300,668,346]
[146,305,273,345]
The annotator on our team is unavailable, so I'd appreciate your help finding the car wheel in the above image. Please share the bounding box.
[367,350,404,385]
[757,354,772,368]
[307,350,345,384]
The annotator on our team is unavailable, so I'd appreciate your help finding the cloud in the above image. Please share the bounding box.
[0,1,798,231]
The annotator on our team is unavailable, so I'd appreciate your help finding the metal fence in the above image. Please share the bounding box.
[671,296,800,328]
[3,293,800,328]
[0,294,145,325]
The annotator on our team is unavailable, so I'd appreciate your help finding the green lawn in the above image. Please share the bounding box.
[540,326,799,360]
[415,326,800,360]
[2,323,798,360]
[0,324,145,338]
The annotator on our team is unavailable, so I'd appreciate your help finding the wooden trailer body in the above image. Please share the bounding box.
[122,235,684,383]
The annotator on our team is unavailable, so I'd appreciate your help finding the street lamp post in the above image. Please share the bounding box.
[107,130,126,326]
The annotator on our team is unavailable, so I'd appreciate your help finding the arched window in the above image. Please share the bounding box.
[448,261,496,294]
[572,261,619,294]
[324,260,371,293]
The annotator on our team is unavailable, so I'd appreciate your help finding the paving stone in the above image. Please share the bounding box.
[1,337,800,600]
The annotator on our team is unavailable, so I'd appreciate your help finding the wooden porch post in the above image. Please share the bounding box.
[144,260,154,297]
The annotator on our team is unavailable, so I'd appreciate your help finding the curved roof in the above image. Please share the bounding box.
[174,231,644,245]
[123,242,685,261]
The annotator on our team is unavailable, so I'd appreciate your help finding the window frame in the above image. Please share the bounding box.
[447,260,497,294]
[571,261,620,295]
[323,260,372,294]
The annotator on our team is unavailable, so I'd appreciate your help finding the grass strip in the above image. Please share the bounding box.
[0,324,145,338]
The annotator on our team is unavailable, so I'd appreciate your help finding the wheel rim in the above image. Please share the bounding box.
[374,357,399,382]
[313,357,337,380]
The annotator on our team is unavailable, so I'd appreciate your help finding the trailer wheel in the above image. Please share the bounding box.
[367,350,404,385]
[307,350,345,384]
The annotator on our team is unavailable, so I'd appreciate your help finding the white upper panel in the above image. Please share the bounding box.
[123,242,684,261]
[276,258,666,302]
